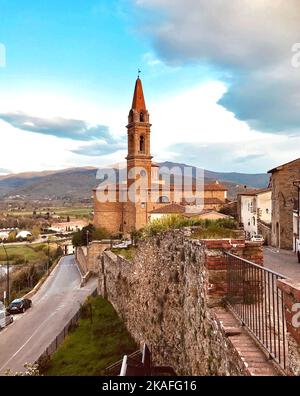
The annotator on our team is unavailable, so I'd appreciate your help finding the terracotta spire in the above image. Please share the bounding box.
[131,77,146,112]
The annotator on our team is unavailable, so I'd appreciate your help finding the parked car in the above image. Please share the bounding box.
[0,310,13,329]
[7,298,32,314]
[251,234,264,243]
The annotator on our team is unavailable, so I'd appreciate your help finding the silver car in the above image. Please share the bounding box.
[251,234,264,243]
[0,310,13,329]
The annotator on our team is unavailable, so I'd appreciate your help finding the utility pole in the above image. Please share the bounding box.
[86,230,89,247]
[2,243,9,306]
[47,239,50,275]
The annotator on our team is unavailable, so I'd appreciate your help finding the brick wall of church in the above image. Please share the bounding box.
[93,191,124,234]
[204,190,226,201]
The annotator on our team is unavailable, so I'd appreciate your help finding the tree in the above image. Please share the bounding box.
[32,225,40,240]
[72,232,83,247]
[72,224,109,247]
[91,227,109,241]
[8,230,17,242]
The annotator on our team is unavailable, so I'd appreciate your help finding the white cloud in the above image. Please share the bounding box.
[134,0,300,132]
[0,78,298,174]
[148,81,297,172]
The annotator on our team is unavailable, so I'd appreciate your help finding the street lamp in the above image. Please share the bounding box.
[1,242,9,306]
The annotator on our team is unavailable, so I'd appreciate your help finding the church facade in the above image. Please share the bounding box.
[93,77,228,235]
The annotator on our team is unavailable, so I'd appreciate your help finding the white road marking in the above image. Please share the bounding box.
[0,307,61,372]
[0,256,93,373]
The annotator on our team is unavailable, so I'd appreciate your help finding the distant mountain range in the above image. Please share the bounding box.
[0,163,270,202]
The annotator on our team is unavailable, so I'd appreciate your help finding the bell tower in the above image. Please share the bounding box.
[123,77,153,233]
[126,76,153,190]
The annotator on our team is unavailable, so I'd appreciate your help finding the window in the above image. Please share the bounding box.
[266,208,269,214]
[141,202,146,209]
[129,110,134,123]
[253,216,256,226]
[139,135,145,153]
[140,112,145,122]
[157,196,170,203]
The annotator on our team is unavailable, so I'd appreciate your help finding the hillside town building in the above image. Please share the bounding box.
[237,188,271,240]
[93,78,228,234]
[268,158,300,250]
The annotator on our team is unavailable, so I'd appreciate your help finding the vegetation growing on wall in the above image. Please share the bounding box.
[141,216,238,239]
[111,246,137,261]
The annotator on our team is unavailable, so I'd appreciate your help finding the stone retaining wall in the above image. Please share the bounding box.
[99,229,264,375]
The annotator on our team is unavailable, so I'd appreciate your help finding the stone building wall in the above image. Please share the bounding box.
[76,241,111,275]
[258,221,272,246]
[99,230,264,375]
[75,246,88,275]
[270,160,300,250]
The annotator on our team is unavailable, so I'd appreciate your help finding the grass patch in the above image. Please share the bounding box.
[192,228,237,239]
[43,296,137,376]
[111,246,136,261]
[54,207,92,218]
[3,206,92,219]
[0,243,57,264]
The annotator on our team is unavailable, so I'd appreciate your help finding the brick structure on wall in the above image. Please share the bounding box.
[277,279,300,376]
[269,158,300,250]
[97,229,279,376]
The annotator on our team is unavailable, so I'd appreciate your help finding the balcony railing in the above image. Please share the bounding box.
[225,252,287,371]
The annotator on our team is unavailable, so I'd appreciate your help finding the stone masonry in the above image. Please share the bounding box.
[269,159,300,250]
[98,229,282,376]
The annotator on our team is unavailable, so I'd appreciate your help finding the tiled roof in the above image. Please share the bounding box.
[204,198,224,205]
[238,188,271,196]
[149,203,185,214]
[268,157,300,174]
[183,210,232,219]
[167,183,227,192]
[204,183,227,191]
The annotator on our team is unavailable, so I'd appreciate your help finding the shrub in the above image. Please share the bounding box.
[72,224,110,247]
[141,216,237,238]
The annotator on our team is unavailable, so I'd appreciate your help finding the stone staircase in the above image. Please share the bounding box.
[214,308,282,376]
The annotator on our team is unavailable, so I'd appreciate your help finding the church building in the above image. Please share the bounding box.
[93,77,227,235]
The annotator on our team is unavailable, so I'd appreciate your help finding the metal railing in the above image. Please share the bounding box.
[225,252,287,370]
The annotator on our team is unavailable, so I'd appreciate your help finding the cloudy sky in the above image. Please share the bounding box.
[0,0,299,175]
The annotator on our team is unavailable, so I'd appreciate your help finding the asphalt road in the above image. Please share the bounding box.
[0,255,97,375]
[264,247,300,280]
